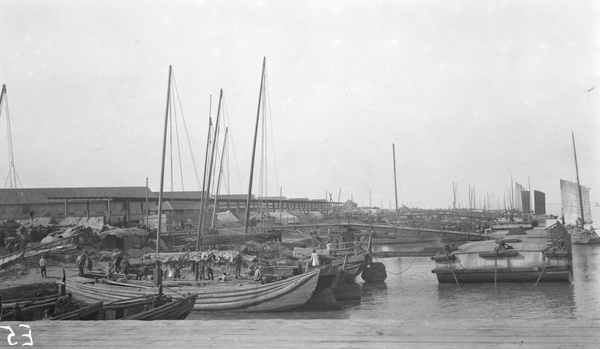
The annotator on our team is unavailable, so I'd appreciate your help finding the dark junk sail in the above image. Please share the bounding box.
[521,190,531,215]
[534,190,546,215]
[560,179,592,225]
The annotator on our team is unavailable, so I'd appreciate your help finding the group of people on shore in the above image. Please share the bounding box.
[74,250,130,279]
[104,251,130,280]
[75,252,93,276]
[190,253,254,282]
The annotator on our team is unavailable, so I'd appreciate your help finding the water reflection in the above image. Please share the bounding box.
[572,245,600,318]
[435,282,576,319]
[360,281,388,302]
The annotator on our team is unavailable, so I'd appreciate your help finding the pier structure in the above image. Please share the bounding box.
[10,318,599,348]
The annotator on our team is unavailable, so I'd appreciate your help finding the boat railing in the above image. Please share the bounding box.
[328,240,366,255]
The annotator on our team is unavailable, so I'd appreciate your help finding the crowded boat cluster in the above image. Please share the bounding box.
[1,203,596,322]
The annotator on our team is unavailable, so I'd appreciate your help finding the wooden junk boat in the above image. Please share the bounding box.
[292,235,371,284]
[431,222,572,283]
[571,227,600,245]
[67,268,320,312]
[1,284,196,321]
[1,297,103,321]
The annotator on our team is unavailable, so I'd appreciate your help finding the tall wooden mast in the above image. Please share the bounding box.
[198,90,223,248]
[196,114,212,251]
[211,127,229,229]
[572,132,585,225]
[155,65,173,286]
[244,57,267,234]
[393,143,399,234]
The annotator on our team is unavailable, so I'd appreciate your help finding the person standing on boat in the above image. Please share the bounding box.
[326,241,334,257]
[86,256,93,274]
[76,252,86,276]
[197,257,206,280]
[114,251,124,273]
[233,253,243,279]
[105,262,115,280]
[138,265,148,280]
[39,255,47,278]
[206,257,214,281]
[123,257,131,276]
[311,249,320,268]
[18,226,29,251]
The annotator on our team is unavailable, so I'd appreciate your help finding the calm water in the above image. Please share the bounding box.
[190,206,600,321]
[189,239,600,321]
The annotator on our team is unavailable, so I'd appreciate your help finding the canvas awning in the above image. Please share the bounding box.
[97,227,148,240]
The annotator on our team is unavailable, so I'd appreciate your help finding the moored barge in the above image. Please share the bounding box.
[431,222,572,283]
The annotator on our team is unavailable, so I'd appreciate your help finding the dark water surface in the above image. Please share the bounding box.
[188,242,600,321]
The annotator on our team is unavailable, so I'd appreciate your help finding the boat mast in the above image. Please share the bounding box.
[210,127,228,228]
[244,57,266,234]
[199,91,223,249]
[156,65,173,286]
[572,132,585,225]
[279,187,283,223]
[0,85,19,191]
[510,175,514,211]
[392,143,399,235]
[145,177,149,228]
[528,177,532,216]
[196,114,212,251]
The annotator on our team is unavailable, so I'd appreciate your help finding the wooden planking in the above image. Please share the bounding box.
[2,318,598,348]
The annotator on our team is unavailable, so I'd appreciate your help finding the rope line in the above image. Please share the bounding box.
[446,254,459,285]
[161,284,187,297]
[171,72,201,190]
[373,254,418,275]
[534,258,548,287]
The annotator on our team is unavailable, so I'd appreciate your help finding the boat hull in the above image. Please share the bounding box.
[433,267,571,283]
[121,294,197,320]
[331,254,367,283]
[68,269,320,313]
[573,237,600,245]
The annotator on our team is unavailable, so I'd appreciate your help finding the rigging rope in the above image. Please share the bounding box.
[0,86,29,205]
[534,257,548,287]
[171,89,185,191]
[374,254,419,275]
[221,101,243,193]
[447,253,460,285]
[264,69,280,194]
[171,73,201,190]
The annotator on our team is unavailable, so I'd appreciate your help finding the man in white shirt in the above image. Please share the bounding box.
[311,250,320,267]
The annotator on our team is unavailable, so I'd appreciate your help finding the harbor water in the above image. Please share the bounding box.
[188,244,600,321]
[189,214,600,321]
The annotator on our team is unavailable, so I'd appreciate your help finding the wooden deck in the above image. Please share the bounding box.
[3,318,598,348]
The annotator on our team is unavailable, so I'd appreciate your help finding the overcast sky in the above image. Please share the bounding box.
[1,1,599,214]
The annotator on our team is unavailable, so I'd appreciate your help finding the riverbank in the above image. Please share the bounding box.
[4,318,598,348]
